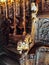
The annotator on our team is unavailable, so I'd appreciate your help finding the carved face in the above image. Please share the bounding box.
[17,41,29,54]
[31,2,38,13]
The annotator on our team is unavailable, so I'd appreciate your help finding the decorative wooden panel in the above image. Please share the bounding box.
[35,47,49,65]
[35,18,49,44]
[42,0,49,12]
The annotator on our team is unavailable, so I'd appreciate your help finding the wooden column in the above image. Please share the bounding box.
[0,2,1,14]
[5,0,8,18]
[42,0,45,11]
[22,0,26,35]
[13,0,16,35]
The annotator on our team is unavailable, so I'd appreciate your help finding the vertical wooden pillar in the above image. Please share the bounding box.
[5,0,8,18]
[0,1,2,14]
[42,0,45,11]
[0,2,1,14]
[23,0,26,35]
[13,0,16,35]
